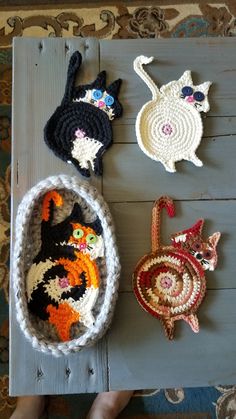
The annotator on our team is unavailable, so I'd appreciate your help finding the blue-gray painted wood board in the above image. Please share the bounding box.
[10,37,236,395]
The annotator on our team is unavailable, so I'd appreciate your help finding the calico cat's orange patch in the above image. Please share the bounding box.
[47,303,80,342]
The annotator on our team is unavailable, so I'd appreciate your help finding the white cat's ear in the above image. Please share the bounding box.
[160,70,193,97]
[208,232,221,249]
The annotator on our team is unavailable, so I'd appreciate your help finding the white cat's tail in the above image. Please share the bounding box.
[133,55,160,100]
[151,197,175,252]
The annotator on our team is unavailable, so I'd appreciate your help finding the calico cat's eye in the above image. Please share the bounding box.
[203,250,212,260]
[73,228,84,239]
[193,91,205,102]
[182,86,193,96]
[92,90,103,100]
[86,234,97,244]
[105,95,114,106]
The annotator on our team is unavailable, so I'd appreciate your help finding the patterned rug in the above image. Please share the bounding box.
[0,2,236,418]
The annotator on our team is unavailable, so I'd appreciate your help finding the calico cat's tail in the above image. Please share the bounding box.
[151,197,175,252]
[61,51,82,106]
[42,191,63,223]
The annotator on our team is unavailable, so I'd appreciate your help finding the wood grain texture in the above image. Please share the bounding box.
[103,137,236,201]
[10,37,106,396]
[100,38,236,120]
[107,291,236,390]
[10,37,236,395]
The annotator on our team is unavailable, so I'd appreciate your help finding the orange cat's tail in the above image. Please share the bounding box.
[151,196,175,252]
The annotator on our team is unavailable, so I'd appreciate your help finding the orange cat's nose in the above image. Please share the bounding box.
[79,243,87,250]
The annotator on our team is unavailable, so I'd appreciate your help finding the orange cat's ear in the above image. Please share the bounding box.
[208,232,221,248]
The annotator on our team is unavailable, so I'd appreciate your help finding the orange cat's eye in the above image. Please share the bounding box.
[203,250,212,260]
[192,241,202,251]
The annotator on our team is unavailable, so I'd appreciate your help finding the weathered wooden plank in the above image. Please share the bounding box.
[10,314,107,396]
[110,200,235,291]
[103,136,236,201]
[113,116,236,141]
[10,37,107,396]
[100,38,236,120]
[108,291,236,390]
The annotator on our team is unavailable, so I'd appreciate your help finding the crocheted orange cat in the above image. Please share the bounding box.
[133,197,220,339]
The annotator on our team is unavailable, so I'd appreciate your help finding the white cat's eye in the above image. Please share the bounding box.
[193,91,205,102]
[181,86,193,96]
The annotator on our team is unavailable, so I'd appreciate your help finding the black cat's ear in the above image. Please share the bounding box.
[61,51,82,106]
[93,71,107,89]
[106,78,122,97]
[69,203,83,222]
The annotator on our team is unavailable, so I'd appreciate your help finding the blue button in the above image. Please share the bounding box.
[92,89,103,100]
[193,91,205,102]
[105,95,114,106]
[181,86,193,96]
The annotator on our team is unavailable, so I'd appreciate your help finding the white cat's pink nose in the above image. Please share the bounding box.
[98,101,105,108]
[186,96,195,103]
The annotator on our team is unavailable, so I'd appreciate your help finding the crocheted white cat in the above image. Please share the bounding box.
[134,55,211,172]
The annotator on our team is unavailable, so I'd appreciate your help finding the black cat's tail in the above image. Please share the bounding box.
[61,51,82,106]
[151,197,175,252]
[42,191,63,223]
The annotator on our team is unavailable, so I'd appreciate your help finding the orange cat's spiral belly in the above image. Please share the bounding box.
[133,248,206,319]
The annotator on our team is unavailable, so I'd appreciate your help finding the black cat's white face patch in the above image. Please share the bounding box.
[74,89,115,120]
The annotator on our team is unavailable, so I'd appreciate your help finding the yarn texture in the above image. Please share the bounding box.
[44,51,122,178]
[134,55,211,173]
[133,197,220,339]
[13,175,120,356]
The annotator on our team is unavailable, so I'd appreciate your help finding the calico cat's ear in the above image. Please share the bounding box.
[69,203,83,222]
[93,217,103,235]
[208,232,221,249]
[106,78,122,97]
[61,51,82,106]
[93,71,107,89]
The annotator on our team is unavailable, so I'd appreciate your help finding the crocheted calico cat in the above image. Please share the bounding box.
[133,197,220,339]
[133,56,211,172]
[26,190,104,342]
[44,51,122,177]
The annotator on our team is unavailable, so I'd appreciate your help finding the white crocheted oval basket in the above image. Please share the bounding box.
[13,175,120,356]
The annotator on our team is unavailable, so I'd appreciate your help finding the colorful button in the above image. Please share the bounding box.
[105,95,114,106]
[181,86,193,96]
[193,91,205,102]
[92,89,103,100]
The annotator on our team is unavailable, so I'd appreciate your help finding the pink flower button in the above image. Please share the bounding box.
[162,123,173,136]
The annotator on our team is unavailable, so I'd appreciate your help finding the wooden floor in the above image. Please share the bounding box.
[10,37,236,395]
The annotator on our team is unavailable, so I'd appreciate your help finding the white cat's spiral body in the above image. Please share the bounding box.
[136,97,203,172]
[134,55,211,172]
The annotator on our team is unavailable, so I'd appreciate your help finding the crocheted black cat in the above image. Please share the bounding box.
[44,51,122,177]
